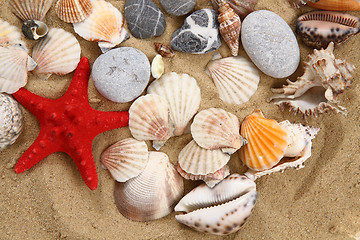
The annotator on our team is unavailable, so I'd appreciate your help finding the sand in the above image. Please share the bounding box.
[1,0,360,239]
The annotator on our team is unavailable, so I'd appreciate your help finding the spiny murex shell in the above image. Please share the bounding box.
[8,0,54,21]
[114,151,184,221]
[55,0,93,23]
[100,138,149,182]
[271,42,356,118]
[175,174,257,235]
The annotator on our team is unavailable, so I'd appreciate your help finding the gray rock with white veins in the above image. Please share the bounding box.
[159,0,196,16]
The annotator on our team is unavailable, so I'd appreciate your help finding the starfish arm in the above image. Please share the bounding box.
[93,111,129,135]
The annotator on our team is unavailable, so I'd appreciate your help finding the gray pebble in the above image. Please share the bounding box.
[171,9,221,54]
[241,10,300,78]
[91,47,150,103]
[159,0,196,16]
[124,0,166,39]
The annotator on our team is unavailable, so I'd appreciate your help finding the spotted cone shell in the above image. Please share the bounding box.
[55,0,93,23]
[8,0,54,21]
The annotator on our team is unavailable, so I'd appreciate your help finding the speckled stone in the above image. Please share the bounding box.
[91,47,150,103]
[124,0,166,39]
[241,10,300,78]
[171,9,221,54]
[159,0,196,16]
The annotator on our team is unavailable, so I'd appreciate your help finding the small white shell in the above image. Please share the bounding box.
[0,19,24,46]
[55,0,93,23]
[8,0,54,21]
[151,54,164,79]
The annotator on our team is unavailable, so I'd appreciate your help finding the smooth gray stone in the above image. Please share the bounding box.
[92,47,150,103]
[124,0,166,39]
[171,9,221,54]
[159,0,196,16]
[241,10,300,78]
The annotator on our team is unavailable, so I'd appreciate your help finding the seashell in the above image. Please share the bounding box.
[271,42,356,118]
[239,109,288,171]
[73,0,129,53]
[307,0,360,11]
[22,20,48,40]
[114,151,184,221]
[177,163,230,188]
[32,28,81,80]
[178,140,230,176]
[191,108,247,154]
[154,42,175,58]
[100,138,149,182]
[245,121,320,180]
[151,54,164,79]
[0,19,24,46]
[147,72,201,136]
[211,0,258,20]
[129,94,172,150]
[8,0,54,21]
[296,11,360,49]
[205,53,260,105]
[288,0,319,8]
[218,1,241,56]
[55,0,93,23]
[0,93,23,150]
[175,174,257,235]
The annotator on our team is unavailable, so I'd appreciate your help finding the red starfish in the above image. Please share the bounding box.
[12,57,129,190]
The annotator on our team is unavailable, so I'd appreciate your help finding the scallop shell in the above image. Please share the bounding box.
[307,0,360,11]
[178,140,230,176]
[205,53,260,105]
[211,0,258,20]
[31,28,81,80]
[239,109,288,171]
[100,138,149,182]
[22,20,48,40]
[175,174,257,235]
[55,0,93,23]
[154,42,174,58]
[0,94,23,150]
[73,0,129,53]
[0,19,24,46]
[8,0,54,21]
[114,151,184,221]
[129,94,172,150]
[151,54,164,79]
[191,108,247,154]
[147,72,201,136]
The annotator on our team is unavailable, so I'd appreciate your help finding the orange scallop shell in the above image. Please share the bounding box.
[307,0,360,11]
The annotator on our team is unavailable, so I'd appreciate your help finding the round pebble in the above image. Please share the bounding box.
[91,47,150,103]
[159,0,196,16]
[241,10,300,78]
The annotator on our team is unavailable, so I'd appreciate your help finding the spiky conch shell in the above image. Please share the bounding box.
[239,109,288,171]
[307,0,360,11]
[114,151,184,222]
[0,19,24,46]
[55,0,93,23]
[8,0,54,21]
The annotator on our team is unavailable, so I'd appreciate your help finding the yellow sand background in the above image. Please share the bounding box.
[1,0,360,239]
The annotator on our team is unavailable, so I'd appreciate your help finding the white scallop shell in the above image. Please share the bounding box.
[191,108,247,154]
[114,151,184,221]
[55,0,93,23]
[147,72,201,136]
[100,138,149,182]
[0,19,24,46]
[205,53,260,105]
[73,0,129,53]
[151,54,164,79]
[9,0,54,21]
[32,28,81,80]
[178,140,230,175]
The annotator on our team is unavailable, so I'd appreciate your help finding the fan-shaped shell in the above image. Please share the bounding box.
[100,138,149,182]
[9,0,54,21]
[239,109,288,171]
[205,54,260,105]
[32,28,81,80]
[114,151,184,221]
[0,19,24,46]
[147,72,201,136]
[191,108,247,154]
[55,0,93,23]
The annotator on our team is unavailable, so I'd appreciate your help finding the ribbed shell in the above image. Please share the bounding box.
[32,28,81,79]
[205,54,260,105]
[0,19,23,46]
[147,72,201,136]
[307,0,360,11]
[55,0,93,23]
[8,0,54,21]
[100,138,149,182]
[114,151,184,221]
[239,109,288,171]
[178,140,230,175]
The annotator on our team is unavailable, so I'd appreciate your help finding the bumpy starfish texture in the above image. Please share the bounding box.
[12,57,129,190]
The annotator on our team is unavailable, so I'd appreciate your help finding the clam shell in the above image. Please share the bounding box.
[239,109,288,171]
[0,93,23,150]
[114,151,184,221]
[0,19,24,46]
[100,138,149,182]
[147,72,201,136]
[175,174,257,235]
[32,28,81,80]
[211,0,258,20]
[151,54,164,79]
[129,94,172,150]
[307,0,360,11]
[9,0,54,21]
[191,108,247,154]
[205,53,260,105]
[55,0,93,23]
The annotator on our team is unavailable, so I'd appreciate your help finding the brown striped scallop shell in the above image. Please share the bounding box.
[8,0,54,21]
[55,0,93,23]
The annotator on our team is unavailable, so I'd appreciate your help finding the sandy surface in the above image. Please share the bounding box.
[1,0,360,239]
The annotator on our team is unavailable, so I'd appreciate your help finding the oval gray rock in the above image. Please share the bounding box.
[159,0,196,16]
[241,10,300,78]
[92,47,150,103]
